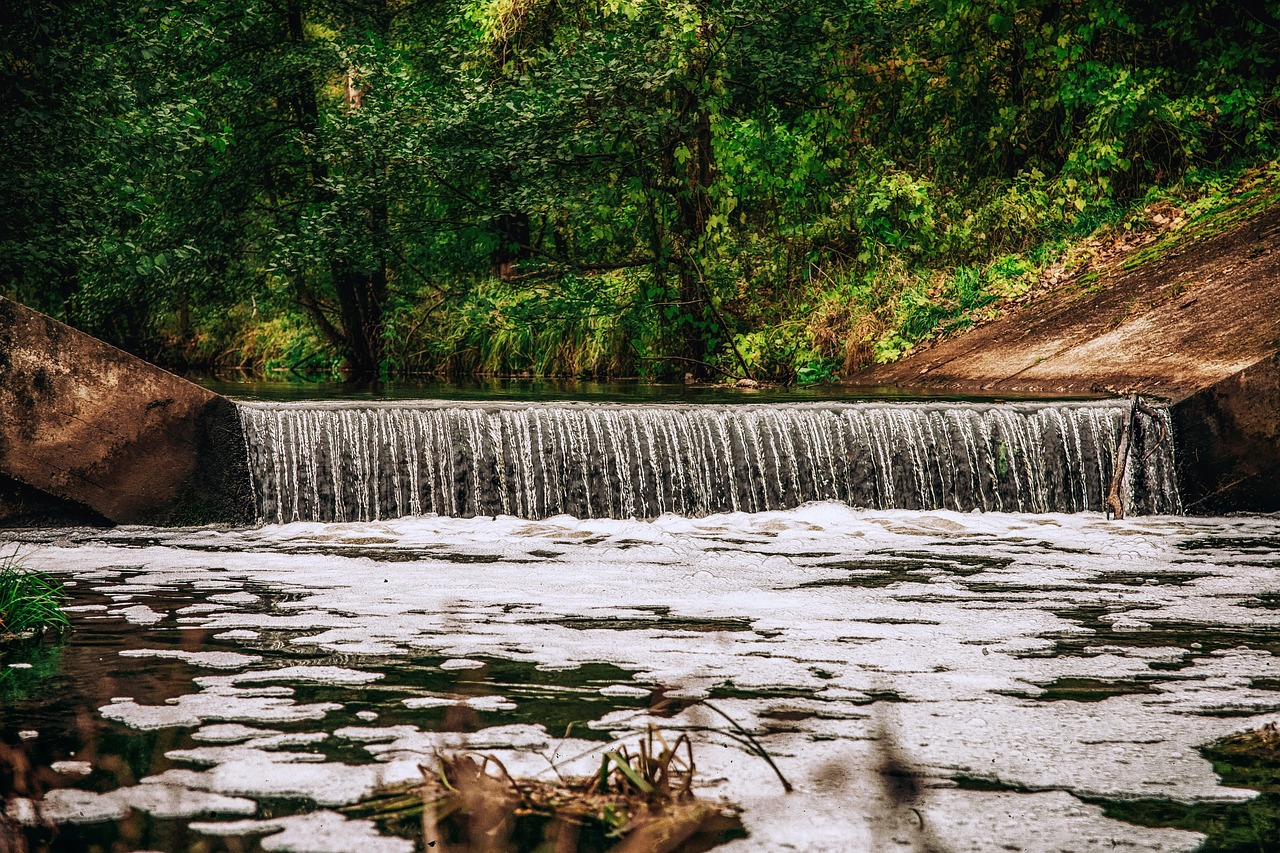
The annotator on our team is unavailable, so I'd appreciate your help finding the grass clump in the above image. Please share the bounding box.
[345,728,746,852]
[0,552,69,639]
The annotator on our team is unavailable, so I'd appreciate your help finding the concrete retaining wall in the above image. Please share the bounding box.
[1172,352,1280,514]
[0,297,253,526]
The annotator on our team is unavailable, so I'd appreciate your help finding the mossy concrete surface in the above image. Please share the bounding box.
[850,205,1280,514]
[0,296,253,526]
[850,205,1280,401]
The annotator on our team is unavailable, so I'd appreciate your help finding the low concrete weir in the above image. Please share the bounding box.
[848,206,1280,515]
[237,399,1180,523]
[2,284,1275,523]
[0,297,253,526]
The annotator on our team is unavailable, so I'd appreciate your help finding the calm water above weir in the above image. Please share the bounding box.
[1,391,1274,852]
[195,375,1108,405]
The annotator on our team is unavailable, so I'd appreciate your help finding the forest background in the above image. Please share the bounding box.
[2,0,1278,382]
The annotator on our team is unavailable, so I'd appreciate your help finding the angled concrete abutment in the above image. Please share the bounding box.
[0,297,254,526]
[1172,352,1280,514]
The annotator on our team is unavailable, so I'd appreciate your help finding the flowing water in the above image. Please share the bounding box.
[238,400,1179,523]
[2,393,1275,853]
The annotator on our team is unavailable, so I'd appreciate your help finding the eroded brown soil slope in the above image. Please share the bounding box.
[851,205,1280,402]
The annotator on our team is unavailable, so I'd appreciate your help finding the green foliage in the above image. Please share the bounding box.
[0,553,69,638]
[1,0,1277,381]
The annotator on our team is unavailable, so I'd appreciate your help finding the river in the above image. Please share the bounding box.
[1,386,1276,852]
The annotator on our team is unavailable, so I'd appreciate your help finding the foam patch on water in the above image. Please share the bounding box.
[190,811,412,853]
[10,504,1280,851]
[193,724,281,744]
[5,785,255,825]
[115,604,164,625]
[178,603,232,614]
[224,666,383,685]
[50,760,93,776]
[101,686,342,730]
[599,684,651,697]
[439,658,485,670]
[214,629,260,640]
[402,694,516,711]
[211,592,260,604]
[144,757,421,807]
[120,649,262,669]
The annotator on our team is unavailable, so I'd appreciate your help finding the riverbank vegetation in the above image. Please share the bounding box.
[0,553,68,640]
[3,0,1277,381]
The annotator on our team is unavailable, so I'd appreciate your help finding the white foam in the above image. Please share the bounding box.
[116,604,164,625]
[214,629,260,640]
[50,760,93,776]
[439,658,485,670]
[402,694,516,711]
[101,689,341,730]
[193,724,281,744]
[598,684,651,697]
[224,666,383,685]
[4,785,253,825]
[211,592,260,604]
[190,811,412,853]
[5,789,126,825]
[120,649,261,669]
[12,505,1280,852]
[178,603,232,614]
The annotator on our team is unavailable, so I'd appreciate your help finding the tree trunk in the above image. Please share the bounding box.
[674,108,715,375]
[286,0,388,380]
[493,211,531,279]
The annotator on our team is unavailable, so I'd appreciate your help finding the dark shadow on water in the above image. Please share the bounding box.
[1001,676,1165,703]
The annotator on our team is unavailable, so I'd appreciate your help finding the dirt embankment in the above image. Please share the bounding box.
[850,205,1280,402]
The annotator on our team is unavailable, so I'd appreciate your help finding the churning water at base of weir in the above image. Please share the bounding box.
[237,399,1180,524]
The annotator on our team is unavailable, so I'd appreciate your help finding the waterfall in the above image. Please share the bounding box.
[236,400,1180,523]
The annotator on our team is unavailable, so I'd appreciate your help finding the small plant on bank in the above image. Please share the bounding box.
[0,552,69,639]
